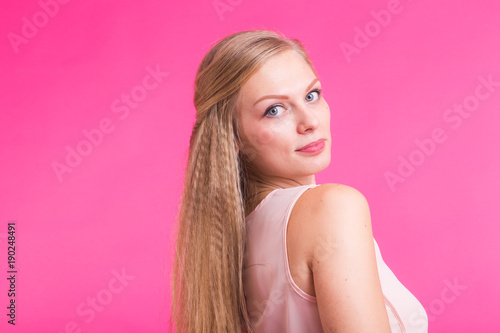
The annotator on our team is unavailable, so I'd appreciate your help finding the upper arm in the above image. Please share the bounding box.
[301,183,391,332]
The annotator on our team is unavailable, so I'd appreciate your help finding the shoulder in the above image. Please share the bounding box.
[291,183,373,266]
[297,183,369,215]
[291,183,390,331]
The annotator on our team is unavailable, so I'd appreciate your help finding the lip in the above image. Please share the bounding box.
[296,139,326,153]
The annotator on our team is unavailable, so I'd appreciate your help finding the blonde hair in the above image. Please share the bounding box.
[169,29,318,333]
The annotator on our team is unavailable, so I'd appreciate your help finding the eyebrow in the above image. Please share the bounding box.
[253,78,320,107]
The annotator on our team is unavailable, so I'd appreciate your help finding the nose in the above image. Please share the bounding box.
[296,104,320,133]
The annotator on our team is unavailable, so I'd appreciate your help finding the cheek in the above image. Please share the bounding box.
[321,105,331,127]
[256,115,293,145]
[324,112,331,126]
[238,127,277,163]
[255,127,275,145]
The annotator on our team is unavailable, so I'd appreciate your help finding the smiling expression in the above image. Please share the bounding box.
[235,49,332,186]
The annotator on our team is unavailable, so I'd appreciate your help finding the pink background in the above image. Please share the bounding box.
[1,0,499,332]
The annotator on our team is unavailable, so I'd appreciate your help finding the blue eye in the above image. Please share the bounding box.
[262,88,322,118]
[306,89,322,102]
[264,105,285,117]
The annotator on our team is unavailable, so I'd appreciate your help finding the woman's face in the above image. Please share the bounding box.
[236,49,331,186]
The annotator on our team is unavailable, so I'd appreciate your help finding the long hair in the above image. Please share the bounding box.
[169,29,318,333]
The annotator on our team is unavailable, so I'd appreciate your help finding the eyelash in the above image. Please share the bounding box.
[263,88,323,117]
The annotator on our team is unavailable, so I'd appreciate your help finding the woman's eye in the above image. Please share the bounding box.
[306,89,322,102]
[264,105,285,117]
[263,89,321,117]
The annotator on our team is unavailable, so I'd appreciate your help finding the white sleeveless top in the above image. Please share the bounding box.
[243,184,428,332]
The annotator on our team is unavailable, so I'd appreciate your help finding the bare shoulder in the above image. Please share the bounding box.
[292,183,373,268]
[292,183,390,331]
[300,183,367,207]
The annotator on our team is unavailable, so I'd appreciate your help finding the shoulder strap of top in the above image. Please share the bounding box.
[282,183,321,302]
[245,184,321,222]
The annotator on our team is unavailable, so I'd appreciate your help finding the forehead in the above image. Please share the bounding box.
[236,49,316,110]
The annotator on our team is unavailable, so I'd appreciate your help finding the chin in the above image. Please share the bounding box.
[308,155,331,174]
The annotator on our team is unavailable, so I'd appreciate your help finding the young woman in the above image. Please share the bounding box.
[170,29,428,333]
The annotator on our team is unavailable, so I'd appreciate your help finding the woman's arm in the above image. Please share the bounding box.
[300,183,391,332]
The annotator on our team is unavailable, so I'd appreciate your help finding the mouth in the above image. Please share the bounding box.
[296,139,326,152]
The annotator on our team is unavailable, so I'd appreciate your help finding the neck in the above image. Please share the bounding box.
[244,174,316,217]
